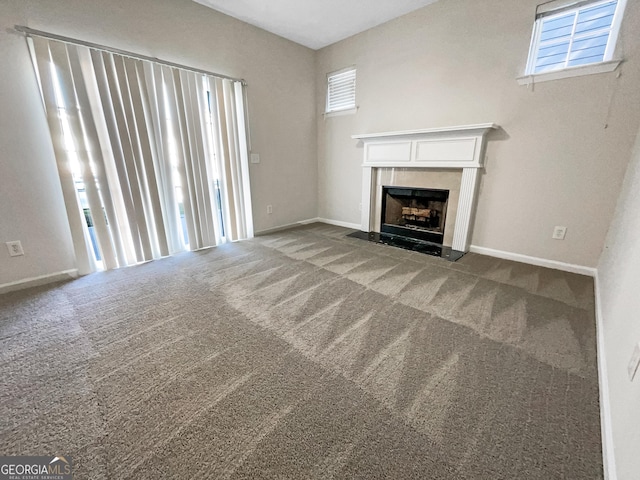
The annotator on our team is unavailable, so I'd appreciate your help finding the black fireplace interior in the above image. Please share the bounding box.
[347,185,464,262]
[381,187,449,244]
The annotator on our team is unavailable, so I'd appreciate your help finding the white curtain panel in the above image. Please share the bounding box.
[29,37,253,274]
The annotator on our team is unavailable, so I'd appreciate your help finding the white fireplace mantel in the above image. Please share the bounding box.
[353,123,498,252]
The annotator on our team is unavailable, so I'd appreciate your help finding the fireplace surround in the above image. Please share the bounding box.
[352,124,497,252]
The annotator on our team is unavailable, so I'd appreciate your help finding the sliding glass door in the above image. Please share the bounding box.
[28,36,253,273]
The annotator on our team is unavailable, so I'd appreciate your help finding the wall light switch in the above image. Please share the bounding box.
[6,240,24,257]
[250,153,260,164]
[628,342,640,382]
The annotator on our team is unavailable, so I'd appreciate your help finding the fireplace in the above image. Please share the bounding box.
[353,124,497,253]
[381,187,449,244]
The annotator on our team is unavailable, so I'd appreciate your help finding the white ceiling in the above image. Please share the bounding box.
[193,0,440,50]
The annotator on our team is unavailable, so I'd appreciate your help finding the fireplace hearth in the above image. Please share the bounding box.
[381,187,449,244]
[346,230,465,261]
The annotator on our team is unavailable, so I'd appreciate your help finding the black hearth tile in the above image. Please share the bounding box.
[346,231,465,262]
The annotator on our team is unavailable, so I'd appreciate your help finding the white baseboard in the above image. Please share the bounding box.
[254,218,320,236]
[254,217,362,236]
[468,245,597,277]
[316,218,361,230]
[299,217,321,225]
[0,269,79,295]
[594,271,617,480]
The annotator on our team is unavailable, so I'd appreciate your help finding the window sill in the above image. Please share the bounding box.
[324,107,358,118]
[517,60,622,86]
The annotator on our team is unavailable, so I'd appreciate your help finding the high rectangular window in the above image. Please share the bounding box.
[526,0,626,75]
[326,67,356,114]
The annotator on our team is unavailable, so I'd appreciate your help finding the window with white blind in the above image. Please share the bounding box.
[525,0,627,76]
[326,67,356,114]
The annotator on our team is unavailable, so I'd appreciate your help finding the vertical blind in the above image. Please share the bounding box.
[29,36,253,274]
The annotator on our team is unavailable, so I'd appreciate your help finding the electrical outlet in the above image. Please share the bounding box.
[267,205,273,214]
[250,153,260,164]
[552,226,567,240]
[6,240,24,257]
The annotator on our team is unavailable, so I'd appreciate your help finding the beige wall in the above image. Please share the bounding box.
[597,124,640,480]
[0,0,317,286]
[0,27,76,285]
[317,0,640,268]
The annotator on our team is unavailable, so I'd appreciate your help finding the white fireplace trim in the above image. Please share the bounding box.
[353,123,497,252]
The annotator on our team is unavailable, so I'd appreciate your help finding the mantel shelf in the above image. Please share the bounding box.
[352,123,498,141]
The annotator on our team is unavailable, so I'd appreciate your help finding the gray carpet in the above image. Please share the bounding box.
[0,223,602,479]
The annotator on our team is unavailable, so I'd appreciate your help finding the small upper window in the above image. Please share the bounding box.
[326,67,356,114]
[526,0,626,75]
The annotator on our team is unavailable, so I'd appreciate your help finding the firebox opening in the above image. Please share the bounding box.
[381,187,449,244]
